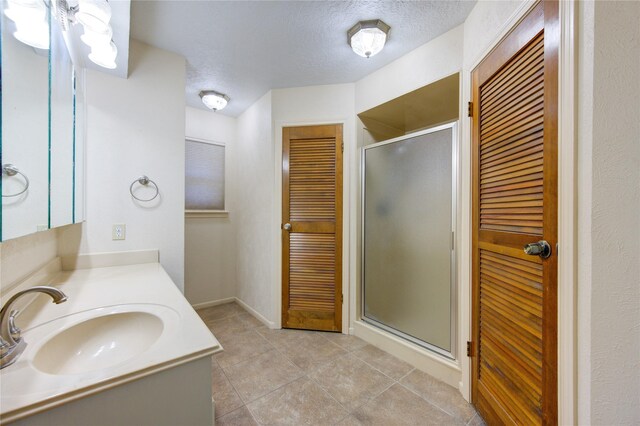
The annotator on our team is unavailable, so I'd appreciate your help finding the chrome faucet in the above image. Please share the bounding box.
[0,286,68,369]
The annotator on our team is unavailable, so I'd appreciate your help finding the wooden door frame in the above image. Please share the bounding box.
[462,1,577,424]
[274,120,350,334]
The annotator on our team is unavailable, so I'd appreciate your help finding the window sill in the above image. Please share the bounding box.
[185,210,229,218]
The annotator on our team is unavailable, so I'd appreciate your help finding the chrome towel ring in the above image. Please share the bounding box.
[2,164,30,198]
[129,175,159,202]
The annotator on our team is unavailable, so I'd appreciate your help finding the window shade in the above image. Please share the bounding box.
[185,140,225,210]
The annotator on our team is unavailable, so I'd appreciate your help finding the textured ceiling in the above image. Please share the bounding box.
[130,1,476,117]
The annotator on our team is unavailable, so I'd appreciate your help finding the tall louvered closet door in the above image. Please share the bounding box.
[282,125,343,332]
[471,1,558,424]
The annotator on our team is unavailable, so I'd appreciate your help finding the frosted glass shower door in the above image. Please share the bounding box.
[362,124,456,357]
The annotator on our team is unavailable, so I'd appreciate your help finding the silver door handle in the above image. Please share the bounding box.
[283,223,292,231]
[523,240,551,259]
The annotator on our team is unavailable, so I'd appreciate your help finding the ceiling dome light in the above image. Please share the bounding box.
[347,19,390,58]
[75,0,112,33]
[199,90,230,111]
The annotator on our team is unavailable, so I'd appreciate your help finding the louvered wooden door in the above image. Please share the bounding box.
[471,1,558,424]
[282,125,343,332]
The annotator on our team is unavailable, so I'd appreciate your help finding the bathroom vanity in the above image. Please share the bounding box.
[0,253,221,425]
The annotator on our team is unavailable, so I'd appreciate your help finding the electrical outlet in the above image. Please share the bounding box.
[112,224,126,240]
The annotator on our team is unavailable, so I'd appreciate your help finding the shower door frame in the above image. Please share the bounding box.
[360,121,459,360]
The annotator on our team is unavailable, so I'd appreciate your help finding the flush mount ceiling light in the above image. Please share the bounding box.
[347,19,390,58]
[199,91,230,111]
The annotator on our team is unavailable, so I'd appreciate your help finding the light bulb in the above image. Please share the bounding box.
[4,0,49,49]
[4,1,45,23]
[80,25,112,48]
[13,19,49,49]
[88,40,117,69]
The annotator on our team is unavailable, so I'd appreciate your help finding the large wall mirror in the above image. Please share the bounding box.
[1,0,85,241]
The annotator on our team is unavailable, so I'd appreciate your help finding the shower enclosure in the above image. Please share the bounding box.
[361,123,457,359]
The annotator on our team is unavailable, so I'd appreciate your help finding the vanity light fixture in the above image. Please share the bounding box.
[74,0,111,33]
[347,19,390,58]
[54,0,118,69]
[199,90,230,111]
[3,0,50,50]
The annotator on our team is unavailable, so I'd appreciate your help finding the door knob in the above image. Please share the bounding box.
[523,240,551,259]
[283,223,292,231]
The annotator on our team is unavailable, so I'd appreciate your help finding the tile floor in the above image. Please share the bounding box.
[197,302,484,426]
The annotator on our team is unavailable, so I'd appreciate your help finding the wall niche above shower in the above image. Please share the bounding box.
[358,73,459,143]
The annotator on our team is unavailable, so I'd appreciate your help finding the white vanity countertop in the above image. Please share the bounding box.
[0,262,221,424]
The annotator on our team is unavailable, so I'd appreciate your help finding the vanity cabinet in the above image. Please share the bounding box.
[8,358,214,426]
[0,259,220,425]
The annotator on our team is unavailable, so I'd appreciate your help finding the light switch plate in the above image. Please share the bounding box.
[112,224,126,240]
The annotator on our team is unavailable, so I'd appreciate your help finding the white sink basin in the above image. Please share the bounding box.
[33,311,164,375]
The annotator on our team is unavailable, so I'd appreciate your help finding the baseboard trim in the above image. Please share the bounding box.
[234,298,276,329]
[190,297,276,329]
[191,297,236,310]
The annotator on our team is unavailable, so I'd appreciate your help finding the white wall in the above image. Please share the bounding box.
[577,1,640,424]
[235,92,274,322]
[0,228,59,290]
[58,40,186,289]
[184,106,237,305]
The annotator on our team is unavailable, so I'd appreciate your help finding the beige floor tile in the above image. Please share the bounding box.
[214,329,274,369]
[197,302,245,323]
[212,364,243,418]
[308,354,394,412]
[276,332,348,373]
[321,333,368,352]
[207,313,262,339]
[467,412,487,426]
[335,414,362,425]
[247,377,349,425]
[216,406,258,426]
[400,369,476,423]
[255,326,317,348]
[350,384,463,425]
[224,350,305,403]
[237,311,263,328]
[351,345,414,380]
